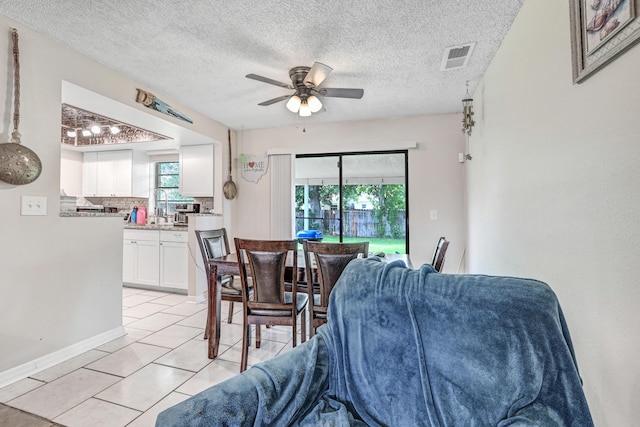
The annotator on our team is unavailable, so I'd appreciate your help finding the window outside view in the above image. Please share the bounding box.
[295,152,407,254]
[156,162,194,213]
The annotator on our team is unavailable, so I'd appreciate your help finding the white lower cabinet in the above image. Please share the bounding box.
[136,240,162,285]
[122,239,137,283]
[123,229,188,290]
[159,231,189,289]
[123,230,160,286]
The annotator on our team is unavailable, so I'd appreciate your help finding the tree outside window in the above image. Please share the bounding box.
[156,162,193,214]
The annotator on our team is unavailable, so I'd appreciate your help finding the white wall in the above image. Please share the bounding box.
[0,17,230,384]
[231,114,466,270]
[466,0,640,425]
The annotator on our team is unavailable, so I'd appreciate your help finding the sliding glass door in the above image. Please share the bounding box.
[295,151,408,254]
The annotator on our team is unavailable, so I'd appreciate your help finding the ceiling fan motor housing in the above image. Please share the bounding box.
[289,66,312,88]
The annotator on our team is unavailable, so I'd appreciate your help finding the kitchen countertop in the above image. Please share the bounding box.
[124,224,189,231]
[61,212,220,220]
[60,212,127,218]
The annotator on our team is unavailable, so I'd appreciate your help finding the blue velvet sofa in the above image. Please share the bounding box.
[156,258,594,426]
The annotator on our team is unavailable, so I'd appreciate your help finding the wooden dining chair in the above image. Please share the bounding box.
[431,236,450,272]
[195,228,244,337]
[234,238,308,372]
[303,240,369,337]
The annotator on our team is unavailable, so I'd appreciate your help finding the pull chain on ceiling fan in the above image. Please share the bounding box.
[246,62,364,116]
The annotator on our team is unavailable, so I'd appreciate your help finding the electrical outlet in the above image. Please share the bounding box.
[21,196,47,216]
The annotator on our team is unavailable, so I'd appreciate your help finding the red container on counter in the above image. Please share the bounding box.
[136,206,147,225]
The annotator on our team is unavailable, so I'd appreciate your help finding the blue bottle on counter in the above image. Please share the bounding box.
[130,207,137,223]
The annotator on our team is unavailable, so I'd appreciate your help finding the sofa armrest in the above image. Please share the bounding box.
[156,335,330,426]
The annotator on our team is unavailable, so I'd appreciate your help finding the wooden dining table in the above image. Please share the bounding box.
[205,251,412,359]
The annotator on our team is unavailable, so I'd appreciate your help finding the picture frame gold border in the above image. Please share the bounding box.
[570,0,640,83]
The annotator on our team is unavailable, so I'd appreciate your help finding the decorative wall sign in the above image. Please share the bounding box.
[570,0,640,83]
[241,154,269,183]
[135,89,193,124]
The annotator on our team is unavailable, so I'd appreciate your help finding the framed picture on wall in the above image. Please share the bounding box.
[570,0,640,83]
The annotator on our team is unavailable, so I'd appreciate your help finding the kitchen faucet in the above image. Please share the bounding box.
[154,189,169,222]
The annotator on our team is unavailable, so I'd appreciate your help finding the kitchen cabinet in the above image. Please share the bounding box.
[82,152,98,196]
[123,229,160,286]
[123,228,189,290]
[159,230,188,289]
[83,150,150,197]
[180,144,214,197]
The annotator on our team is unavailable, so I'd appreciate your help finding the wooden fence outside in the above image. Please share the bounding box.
[296,209,406,238]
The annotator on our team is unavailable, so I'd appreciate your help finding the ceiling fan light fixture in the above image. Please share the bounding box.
[286,95,301,113]
[307,95,322,113]
[299,101,311,117]
[66,129,77,137]
[90,125,101,134]
[109,125,120,134]
[81,129,92,137]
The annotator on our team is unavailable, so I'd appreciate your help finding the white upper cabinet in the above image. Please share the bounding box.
[82,152,98,197]
[180,144,214,197]
[83,150,150,197]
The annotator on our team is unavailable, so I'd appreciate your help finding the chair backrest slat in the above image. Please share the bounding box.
[195,228,231,275]
[235,238,297,306]
[431,237,450,272]
[304,241,369,307]
[246,250,288,303]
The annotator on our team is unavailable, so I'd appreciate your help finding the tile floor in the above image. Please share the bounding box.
[0,287,302,426]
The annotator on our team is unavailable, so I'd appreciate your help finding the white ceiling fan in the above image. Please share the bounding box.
[246,62,364,116]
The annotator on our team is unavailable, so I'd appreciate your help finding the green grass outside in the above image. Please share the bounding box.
[310,235,406,254]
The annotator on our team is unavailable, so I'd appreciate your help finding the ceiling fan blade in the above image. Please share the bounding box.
[318,88,364,99]
[246,73,293,89]
[303,62,333,87]
[257,95,292,106]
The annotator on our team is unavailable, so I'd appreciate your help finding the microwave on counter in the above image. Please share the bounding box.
[174,203,200,225]
[175,203,200,213]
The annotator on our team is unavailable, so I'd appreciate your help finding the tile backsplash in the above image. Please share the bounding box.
[82,196,214,213]
[194,197,214,212]
[84,197,147,212]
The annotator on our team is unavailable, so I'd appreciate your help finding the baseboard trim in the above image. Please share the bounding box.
[123,283,187,295]
[188,291,207,304]
[0,326,126,389]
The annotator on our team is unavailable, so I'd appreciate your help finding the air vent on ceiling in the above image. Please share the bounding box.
[441,42,476,71]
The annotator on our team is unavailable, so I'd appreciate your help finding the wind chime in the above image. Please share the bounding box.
[0,28,42,185]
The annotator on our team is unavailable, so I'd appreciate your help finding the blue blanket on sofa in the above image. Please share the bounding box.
[156,258,593,426]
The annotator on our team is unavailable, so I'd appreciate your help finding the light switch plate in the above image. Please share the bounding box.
[430,209,438,220]
[21,196,47,216]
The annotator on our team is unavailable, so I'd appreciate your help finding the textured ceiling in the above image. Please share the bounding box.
[0,1,524,130]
